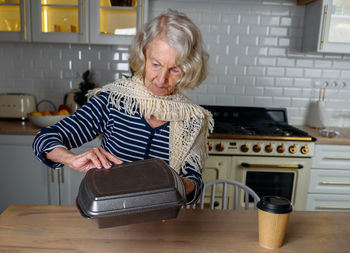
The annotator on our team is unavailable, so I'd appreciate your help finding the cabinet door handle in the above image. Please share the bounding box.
[324,156,350,160]
[205,167,220,180]
[320,4,329,50]
[80,0,86,41]
[321,181,350,185]
[23,1,27,40]
[241,163,303,169]
[61,167,64,184]
[51,168,55,183]
[317,205,350,210]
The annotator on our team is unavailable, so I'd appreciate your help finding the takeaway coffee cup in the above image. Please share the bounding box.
[257,196,293,249]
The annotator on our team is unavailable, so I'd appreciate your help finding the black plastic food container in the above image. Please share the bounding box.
[76,158,186,228]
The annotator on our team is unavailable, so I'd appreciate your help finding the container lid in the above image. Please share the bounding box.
[257,196,292,214]
[76,158,186,218]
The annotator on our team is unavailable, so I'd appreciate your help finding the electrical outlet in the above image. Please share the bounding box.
[314,80,323,88]
[314,80,347,89]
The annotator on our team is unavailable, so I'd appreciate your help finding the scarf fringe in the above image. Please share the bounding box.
[87,76,214,173]
[88,78,214,131]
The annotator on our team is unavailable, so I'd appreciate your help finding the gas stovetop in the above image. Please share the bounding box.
[203,105,316,142]
[212,122,315,140]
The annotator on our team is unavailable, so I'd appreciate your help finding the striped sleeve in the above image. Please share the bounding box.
[32,92,110,168]
[179,162,203,205]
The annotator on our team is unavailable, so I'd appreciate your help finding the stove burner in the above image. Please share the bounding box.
[231,126,256,135]
[273,127,291,137]
[216,123,311,137]
[214,123,256,135]
[203,105,316,141]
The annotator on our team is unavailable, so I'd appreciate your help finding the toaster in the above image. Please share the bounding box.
[0,93,37,119]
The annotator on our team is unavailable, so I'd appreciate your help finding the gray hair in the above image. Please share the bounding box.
[129,9,209,89]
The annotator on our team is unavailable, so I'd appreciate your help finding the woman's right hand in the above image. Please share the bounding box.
[46,147,123,172]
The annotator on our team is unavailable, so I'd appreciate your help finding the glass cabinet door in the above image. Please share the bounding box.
[326,0,350,44]
[0,0,31,41]
[89,0,148,45]
[303,0,350,54]
[319,0,350,53]
[31,0,88,43]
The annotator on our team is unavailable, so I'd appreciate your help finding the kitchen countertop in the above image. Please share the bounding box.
[0,204,349,252]
[1,119,350,145]
[297,125,350,145]
[0,119,41,135]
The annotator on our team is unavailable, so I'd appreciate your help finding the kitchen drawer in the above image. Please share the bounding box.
[306,194,350,212]
[312,145,350,169]
[308,169,350,194]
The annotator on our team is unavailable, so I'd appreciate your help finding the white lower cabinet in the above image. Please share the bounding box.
[307,144,350,211]
[48,138,101,206]
[0,135,49,213]
[307,194,350,211]
[0,134,100,213]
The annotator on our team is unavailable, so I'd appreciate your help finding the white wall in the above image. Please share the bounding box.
[0,43,131,111]
[149,0,350,127]
[0,0,349,127]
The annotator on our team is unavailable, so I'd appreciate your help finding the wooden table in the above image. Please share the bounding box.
[0,205,349,252]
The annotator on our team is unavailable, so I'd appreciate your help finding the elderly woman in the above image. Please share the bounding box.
[33,9,213,204]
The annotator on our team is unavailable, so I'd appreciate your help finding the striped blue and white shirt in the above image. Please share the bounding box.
[33,92,202,203]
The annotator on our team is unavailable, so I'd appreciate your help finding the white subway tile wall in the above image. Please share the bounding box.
[0,43,131,111]
[0,0,349,127]
[149,0,350,127]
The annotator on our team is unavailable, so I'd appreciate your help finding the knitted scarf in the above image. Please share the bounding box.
[87,75,214,173]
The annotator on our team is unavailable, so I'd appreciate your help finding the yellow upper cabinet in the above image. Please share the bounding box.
[40,0,79,33]
[100,1,137,35]
[0,0,148,44]
[89,0,147,45]
[0,0,21,32]
[31,0,88,43]
[0,0,31,41]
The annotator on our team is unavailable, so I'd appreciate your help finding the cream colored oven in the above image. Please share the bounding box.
[203,139,314,211]
[200,105,316,211]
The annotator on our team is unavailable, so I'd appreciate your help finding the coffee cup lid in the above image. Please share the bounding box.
[257,196,292,214]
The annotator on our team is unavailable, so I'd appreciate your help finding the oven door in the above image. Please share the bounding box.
[232,156,311,211]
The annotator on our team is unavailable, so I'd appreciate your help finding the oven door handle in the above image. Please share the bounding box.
[241,162,303,169]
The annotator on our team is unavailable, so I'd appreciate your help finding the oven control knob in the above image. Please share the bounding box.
[240,144,249,152]
[208,142,213,151]
[215,142,224,152]
[265,143,273,153]
[300,144,309,154]
[253,143,261,152]
[277,144,285,153]
[289,144,297,154]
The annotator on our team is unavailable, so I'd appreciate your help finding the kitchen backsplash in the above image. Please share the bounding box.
[0,0,349,127]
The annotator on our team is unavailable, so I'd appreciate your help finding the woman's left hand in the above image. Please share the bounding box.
[181,177,195,194]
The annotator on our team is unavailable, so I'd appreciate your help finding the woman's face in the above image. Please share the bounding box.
[144,38,182,96]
